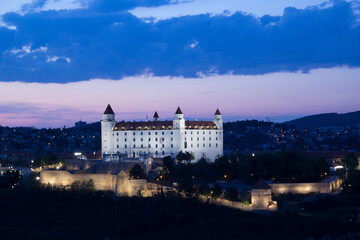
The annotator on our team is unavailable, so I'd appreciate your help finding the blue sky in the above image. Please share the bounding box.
[0,0,359,127]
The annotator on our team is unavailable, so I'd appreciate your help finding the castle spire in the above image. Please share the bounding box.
[175,106,183,114]
[215,108,221,115]
[104,104,114,115]
[153,111,160,121]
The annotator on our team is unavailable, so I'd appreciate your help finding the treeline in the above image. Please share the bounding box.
[161,151,330,185]
[0,187,358,239]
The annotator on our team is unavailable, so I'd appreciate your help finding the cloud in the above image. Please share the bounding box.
[0,0,359,82]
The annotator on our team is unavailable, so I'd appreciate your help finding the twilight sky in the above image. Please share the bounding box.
[0,0,359,128]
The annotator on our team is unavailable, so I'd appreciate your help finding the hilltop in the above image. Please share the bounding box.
[284,111,360,129]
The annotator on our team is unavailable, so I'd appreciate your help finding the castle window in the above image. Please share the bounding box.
[133,138,135,142]
[156,151,158,155]
[209,144,211,147]
[203,144,205,147]
[162,138,164,141]
[141,144,143,148]
[203,137,205,141]
[171,138,173,141]
[133,144,136,148]
[171,132,173,135]
[184,142,187,148]
[162,151,164,155]
[155,138,158,141]
[117,145,119,148]
[191,131,193,135]
[162,132,164,135]
[149,144,151,148]
[125,132,127,135]
[191,137,193,141]
[197,137,199,141]
[141,138,143,141]
[191,144,193,148]
[125,138,127,142]
[125,144,127,148]
[156,144,158,148]
[197,144,199,148]
[112,134,114,136]
[209,137,211,140]
[117,138,119,142]
[203,132,205,135]
[171,144,173,148]
[185,132,187,134]
[149,138,151,141]
[162,144,164,148]
[155,132,158,135]
[117,133,119,136]
[141,132,143,135]
[197,132,199,135]
[209,132,211,135]
[149,132,151,135]
[216,143,218,147]
[216,137,218,140]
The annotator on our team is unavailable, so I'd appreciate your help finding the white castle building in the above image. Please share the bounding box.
[101,105,223,162]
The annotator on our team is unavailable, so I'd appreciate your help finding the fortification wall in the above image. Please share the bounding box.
[40,170,113,190]
[269,178,342,194]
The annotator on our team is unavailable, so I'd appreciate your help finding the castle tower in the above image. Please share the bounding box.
[153,111,160,121]
[101,104,116,160]
[173,106,185,129]
[213,108,223,130]
[251,179,272,210]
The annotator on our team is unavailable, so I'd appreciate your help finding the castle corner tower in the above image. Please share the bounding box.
[101,104,116,161]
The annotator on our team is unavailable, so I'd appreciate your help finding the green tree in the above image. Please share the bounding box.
[162,156,173,172]
[210,183,222,199]
[342,153,359,170]
[129,164,146,179]
[224,187,238,201]
[176,151,195,164]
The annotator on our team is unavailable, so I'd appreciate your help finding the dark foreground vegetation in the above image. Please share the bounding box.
[0,186,359,240]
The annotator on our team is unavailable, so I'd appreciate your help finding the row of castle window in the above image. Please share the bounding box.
[117,143,218,149]
[116,137,219,142]
[113,131,221,136]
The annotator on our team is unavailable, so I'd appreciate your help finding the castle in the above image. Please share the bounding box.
[101,105,223,162]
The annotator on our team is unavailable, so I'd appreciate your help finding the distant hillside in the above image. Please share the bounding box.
[284,111,360,129]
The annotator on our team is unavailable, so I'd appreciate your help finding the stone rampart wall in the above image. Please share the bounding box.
[269,178,342,194]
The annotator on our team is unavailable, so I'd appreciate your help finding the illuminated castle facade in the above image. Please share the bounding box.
[101,105,223,162]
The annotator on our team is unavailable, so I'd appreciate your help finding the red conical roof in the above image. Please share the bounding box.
[215,108,221,115]
[153,111,159,118]
[104,104,114,114]
[175,106,183,114]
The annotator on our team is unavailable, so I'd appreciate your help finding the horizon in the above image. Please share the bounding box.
[0,0,359,128]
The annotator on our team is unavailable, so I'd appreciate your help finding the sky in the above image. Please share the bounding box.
[0,0,359,128]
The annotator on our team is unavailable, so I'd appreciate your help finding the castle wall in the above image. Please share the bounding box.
[40,170,154,197]
[269,178,342,194]
[251,189,272,209]
[40,170,113,190]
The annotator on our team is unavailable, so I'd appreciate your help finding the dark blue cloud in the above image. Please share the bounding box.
[0,0,359,83]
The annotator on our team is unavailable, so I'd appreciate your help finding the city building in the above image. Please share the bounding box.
[101,105,223,162]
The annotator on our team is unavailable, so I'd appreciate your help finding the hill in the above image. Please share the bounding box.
[284,111,360,129]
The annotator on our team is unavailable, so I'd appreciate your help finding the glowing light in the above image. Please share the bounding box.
[36,176,40,180]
